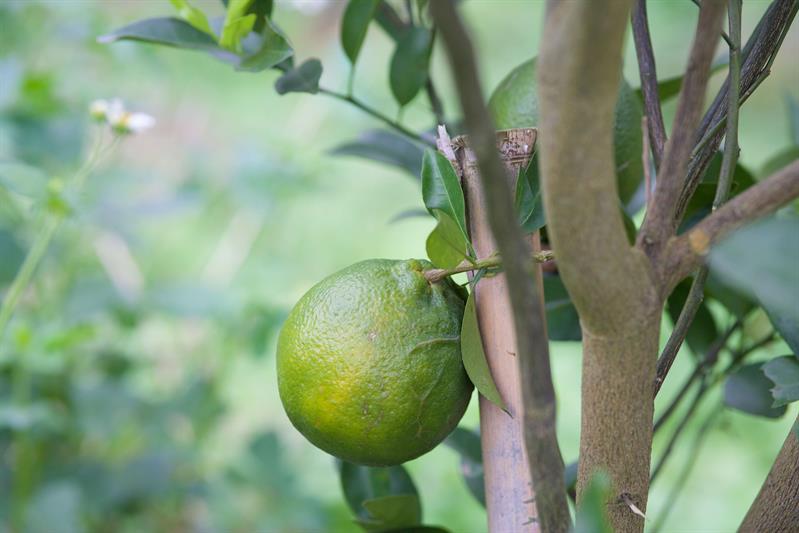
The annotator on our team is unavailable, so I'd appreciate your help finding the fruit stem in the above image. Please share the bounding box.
[423,250,553,283]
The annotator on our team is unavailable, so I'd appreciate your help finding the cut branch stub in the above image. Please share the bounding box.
[452,128,543,532]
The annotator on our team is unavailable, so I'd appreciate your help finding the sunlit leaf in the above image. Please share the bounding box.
[763,356,799,407]
[389,27,432,107]
[220,0,257,52]
[724,363,787,418]
[98,17,222,52]
[275,59,322,94]
[425,212,467,269]
[514,154,545,234]
[443,427,485,506]
[236,18,293,72]
[341,0,380,65]
[331,129,425,179]
[169,0,213,35]
[461,291,506,412]
[710,216,799,327]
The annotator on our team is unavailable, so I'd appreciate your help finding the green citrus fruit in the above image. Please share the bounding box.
[488,57,643,204]
[277,259,473,466]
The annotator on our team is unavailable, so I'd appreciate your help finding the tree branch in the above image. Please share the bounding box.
[740,416,799,532]
[675,0,798,223]
[631,0,666,168]
[663,159,799,289]
[654,0,742,393]
[637,0,725,260]
[429,2,570,531]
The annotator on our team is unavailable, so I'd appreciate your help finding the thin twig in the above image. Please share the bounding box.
[642,116,653,210]
[430,1,571,531]
[632,0,667,167]
[650,406,722,533]
[637,0,726,260]
[318,88,434,146]
[423,251,554,283]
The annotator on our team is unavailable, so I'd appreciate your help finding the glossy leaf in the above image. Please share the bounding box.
[0,161,49,199]
[763,356,799,407]
[338,461,417,521]
[359,494,422,531]
[574,472,613,533]
[275,59,323,94]
[710,217,799,327]
[461,291,506,412]
[425,211,467,269]
[341,0,380,65]
[169,0,213,35]
[331,129,425,179]
[237,18,293,72]
[543,274,581,341]
[443,427,485,506]
[98,17,222,52]
[514,155,545,234]
[421,150,468,241]
[389,27,432,106]
[667,279,719,358]
[724,363,787,418]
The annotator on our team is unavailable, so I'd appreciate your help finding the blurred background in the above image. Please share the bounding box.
[0,1,797,531]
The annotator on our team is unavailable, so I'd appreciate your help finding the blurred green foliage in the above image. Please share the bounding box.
[0,1,797,532]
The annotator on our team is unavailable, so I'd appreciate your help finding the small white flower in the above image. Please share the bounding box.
[101,98,155,134]
[89,99,109,122]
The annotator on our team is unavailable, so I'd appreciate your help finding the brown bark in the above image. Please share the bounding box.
[739,418,799,532]
[537,1,660,531]
[458,129,541,532]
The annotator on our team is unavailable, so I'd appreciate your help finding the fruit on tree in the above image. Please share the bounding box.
[489,57,644,204]
[277,259,473,466]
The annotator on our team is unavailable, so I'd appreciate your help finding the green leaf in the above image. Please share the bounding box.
[681,153,755,229]
[667,279,719,358]
[443,427,485,506]
[389,27,432,107]
[360,494,422,531]
[705,270,756,319]
[461,291,506,412]
[220,0,257,52]
[724,363,787,418]
[421,150,468,241]
[331,129,425,179]
[389,208,430,224]
[574,472,613,533]
[236,18,293,72]
[763,356,799,407]
[0,160,49,199]
[514,154,545,234]
[341,0,380,65]
[709,216,799,328]
[425,212,468,269]
[338,461,418,522]
[248,0,274,32]
[766,307,799,356]
[98,17,222,52]
[169,0,213,35]
[543,274,581,341]
[275,59,322,94]
[634,58,727,103]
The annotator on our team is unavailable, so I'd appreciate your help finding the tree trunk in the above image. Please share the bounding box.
[459,128,542,532]
[739,417,799,532]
